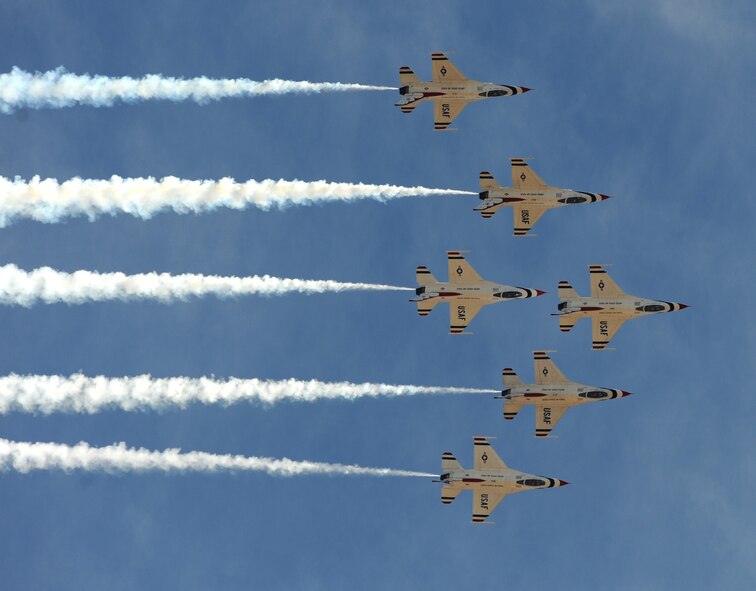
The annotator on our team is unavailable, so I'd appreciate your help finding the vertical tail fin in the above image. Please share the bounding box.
[441,452,463,473]
[558,281,580,300]
[399,66,420,85]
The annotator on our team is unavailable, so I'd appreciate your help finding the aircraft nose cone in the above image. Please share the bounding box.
[678,303,689,310]
[535,289,546,296]
[621,390,633,397]
[599,194,612,200]
[558,480,570,486]
[521,87,531,93]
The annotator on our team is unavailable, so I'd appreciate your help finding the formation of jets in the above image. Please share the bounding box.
[395,54,688,523]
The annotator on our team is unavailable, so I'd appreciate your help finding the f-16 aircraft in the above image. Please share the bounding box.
[554,265,688,350]
[476,158,612,236]
[497,350,632,437]
[436,436,569,524]
[396,52,530,130]
[412,251,545,334]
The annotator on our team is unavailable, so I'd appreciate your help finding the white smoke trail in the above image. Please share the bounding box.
[0,176,475,226]
[0,374,498,414]
[0,67,396,112]
[0,438,433,477]
[0,264,412,306]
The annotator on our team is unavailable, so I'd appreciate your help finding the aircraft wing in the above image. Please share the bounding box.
[473,436,508,470]
[592,316,626,350]
[472,490,507,524]
[431,52,467,81]
[589,265,625,298]
[511,158,548,189]
[535,405,569,438]
[534,351,569,385]
[434,99,469,130]
[447,251,482,283]
[513,204,548,236]
[449,300,484,334]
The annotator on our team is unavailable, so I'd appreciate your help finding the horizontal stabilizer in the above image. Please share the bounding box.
[479,171,501,191]
[503,400,523,421]
[399,66,420,85]
[416,265,437,286]
[441,485,461,505]
[417,299,440,317]
[502,368,523,387]
[559,315,577,333]
[558,280,580,300]
[442,451,463,473]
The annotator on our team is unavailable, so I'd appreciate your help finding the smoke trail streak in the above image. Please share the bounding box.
[0,264,412,306]
[0,438,433,477]
[0,67,396,112]
[0,176,475,226]
[0,374,498,414]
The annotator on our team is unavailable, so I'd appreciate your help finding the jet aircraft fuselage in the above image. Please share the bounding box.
[555,265,688,349]
[396,53,529,130]
[412,251,544,334]
[475,159,611,236]
[438,436,568,523]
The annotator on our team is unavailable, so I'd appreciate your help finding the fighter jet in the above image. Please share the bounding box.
[396,52,530,130]
[497,350,632,437]
[411,250,545,334]
[554,265,688,350]
[475,158,612,236]
[436,436,569,524]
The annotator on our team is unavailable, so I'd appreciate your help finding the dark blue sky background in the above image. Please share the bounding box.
[0,1,753,589]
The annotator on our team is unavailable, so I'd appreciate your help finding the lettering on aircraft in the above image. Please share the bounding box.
[543,407,552,425]
[441,103,451,119]
[480,493,489,510]
[457,305,466,320]
[456,266,463,277]
[481,453,488,464]
[600,320,609,336]
[521,209,530,224]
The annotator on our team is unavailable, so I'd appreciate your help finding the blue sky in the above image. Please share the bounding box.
[0,1,754,589]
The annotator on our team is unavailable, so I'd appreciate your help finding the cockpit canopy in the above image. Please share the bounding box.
[494,291,522,299]
[636,304,665,312]
[415,286,426,296]
[579,391,608,399]
[479,89,510,97]
[558,301,569,310]
[517,478,546,487]
[558,196,587,204]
